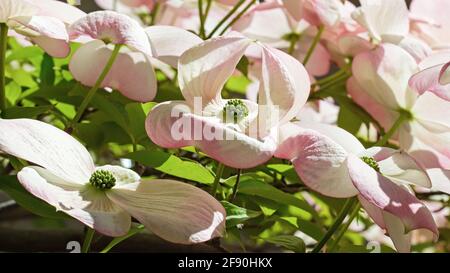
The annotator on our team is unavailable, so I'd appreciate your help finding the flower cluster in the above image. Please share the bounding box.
[0,0,449,253]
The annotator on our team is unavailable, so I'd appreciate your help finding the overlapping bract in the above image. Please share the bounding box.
[0,118,225,244]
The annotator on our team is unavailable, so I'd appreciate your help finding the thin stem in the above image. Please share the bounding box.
[230,169,242,202]
[100,225,145,253]
[132,139,137,153]
[211,163,225,197]
[303,25,324,66]
[328,203,361,252]
[311,198,357,253]
[218,0,256,36]
[206,0,246,39]
[197,0,205,38]
[288,35,299,55]
[375,110,410,146]
[149,3,160,26]
[317,72,350,91]
[68,44,122,129]
[81,228,95,253]
[314,69,347,87]
[6,156,25,171]
[204,0,213,23]
[309,75,349,100]
[198,0,206,38]
[198,0,213,39]
[0,23,8,117]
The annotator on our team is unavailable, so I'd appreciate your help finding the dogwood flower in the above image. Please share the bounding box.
[94,0,166,25]
[0,118,225,243]
[233,1,331,77]
[275,121,438,252]
[338,0,430,62]
[409,50,450,101]
[410,0,450,49]
[95,0,161,11]
[153,0,196,28]
[245,60,338,124]
[68,10,202,102]
[145,34,310,169]
[283,0,353,28]
[155,0,246,37]
[0,0,85,58]
[349,43,450,170]
[296,100,339,125]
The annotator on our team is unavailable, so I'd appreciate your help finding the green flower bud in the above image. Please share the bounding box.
[222,99,249,124]
[89,170,116,190]
[360,156,380,172]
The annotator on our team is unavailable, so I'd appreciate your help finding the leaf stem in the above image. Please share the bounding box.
[218,0,256,36]
[68,44,122,130]
[100,225,145,253]
[204,0,213,23]
[328,203,361,252]
[230,169,242,201]
[198,0,206,38]
[308,75,349,100]
[211,163,225,197]
[149,3,160,26]
[206,0,246,39]
[314,69,347,87]
[287,33,301,55]
[310,197,357,253]
[81,228,95,253]
[303,25,324,66]
[317,73,350,91]
[375,110,411,146]
[0,23,8,118]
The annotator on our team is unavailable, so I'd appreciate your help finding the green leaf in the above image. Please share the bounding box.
[40,53,55,87]
[5,81,21,105]
[126,150,215,184]
[53,101,76,119]
[277,216,325,241]
[6,46,43,63]
[221,201,261,227]
[29,80,80,104]
[251,196,280,216]
[92,95,131,135]
[236,56,249,76]
[153,81,184,102]
[76,122,105,148]
[338,105,364,135]
[11,69,37,88]
[125,103,148,141]
[332,94,384,134]
[100,224,145,253]
[226,75,251,95]
[237,176,315,216]
[93,121,130,145]
[2,105,52,119]
[0,175,67,219]
[266,164,301,184]
[261,235,306,253]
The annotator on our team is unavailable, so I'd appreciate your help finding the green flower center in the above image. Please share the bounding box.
[89,170,116,190]
[282,32,301,42]
[222,99,249,123]
[398,108,414,121]
[360,156,380,172]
